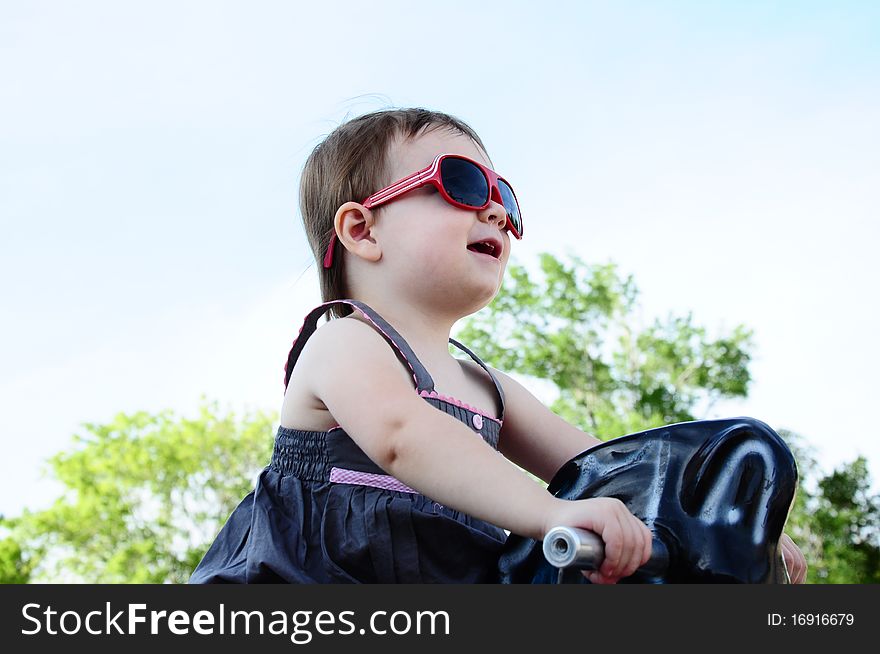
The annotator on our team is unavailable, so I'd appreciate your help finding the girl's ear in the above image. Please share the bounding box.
[333,202,381,264]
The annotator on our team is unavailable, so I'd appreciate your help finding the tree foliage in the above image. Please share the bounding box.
[0,399,274,583]
[455,253,753,439]
[811,457,880,582]
[0,536,33,584]
[779,430,880,584]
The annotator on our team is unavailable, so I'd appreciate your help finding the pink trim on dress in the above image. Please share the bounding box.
[329,467,417,493]
[418,390,501,425]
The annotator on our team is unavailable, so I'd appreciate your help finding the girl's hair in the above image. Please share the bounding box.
[299,107,489,319]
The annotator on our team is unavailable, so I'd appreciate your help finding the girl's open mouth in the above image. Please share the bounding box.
[466,238,502,259]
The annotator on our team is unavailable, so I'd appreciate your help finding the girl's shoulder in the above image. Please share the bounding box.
[288,314,396,386]
[281,316,415,429]
[303,314,399,363]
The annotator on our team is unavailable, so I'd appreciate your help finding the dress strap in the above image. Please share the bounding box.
[283,299,436,393]
[448,337,506,422]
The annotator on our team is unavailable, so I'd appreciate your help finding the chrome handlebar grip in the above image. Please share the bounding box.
[543,526,670,579]
[543,526,605,570]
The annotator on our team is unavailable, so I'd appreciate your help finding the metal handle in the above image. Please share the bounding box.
[543,526,669,578]
[543,526,605,570]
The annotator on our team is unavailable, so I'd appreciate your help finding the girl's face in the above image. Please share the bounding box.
[373,129,512,313]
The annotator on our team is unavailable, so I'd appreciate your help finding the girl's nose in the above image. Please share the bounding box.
[479,195,508,232]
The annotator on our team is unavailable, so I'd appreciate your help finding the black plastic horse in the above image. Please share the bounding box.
[499,417,798,583]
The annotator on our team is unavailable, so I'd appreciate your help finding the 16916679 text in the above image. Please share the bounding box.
[767,613,854,627]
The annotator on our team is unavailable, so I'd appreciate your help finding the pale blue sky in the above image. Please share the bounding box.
[2,1,878,517]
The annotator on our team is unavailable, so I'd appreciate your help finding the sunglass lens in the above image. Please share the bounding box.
[497,179,523,236]
[440,157,489,208]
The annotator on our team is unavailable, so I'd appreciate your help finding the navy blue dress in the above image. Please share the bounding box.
[189,299,508,583]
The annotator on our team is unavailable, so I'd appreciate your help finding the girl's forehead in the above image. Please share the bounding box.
[388,129,492,178]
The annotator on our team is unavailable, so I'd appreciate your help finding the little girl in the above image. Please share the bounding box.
[189,107,805,584]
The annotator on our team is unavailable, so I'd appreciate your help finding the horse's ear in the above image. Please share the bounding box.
[675,417,797,582]
[681,417,797,537]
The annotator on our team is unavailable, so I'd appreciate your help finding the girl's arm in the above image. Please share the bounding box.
[300,318,651,581]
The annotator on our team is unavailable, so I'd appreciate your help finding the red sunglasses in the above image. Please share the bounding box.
[323,153,523,268]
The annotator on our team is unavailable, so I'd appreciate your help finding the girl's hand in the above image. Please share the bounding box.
[543,497,653,585]
[780,533,807,584]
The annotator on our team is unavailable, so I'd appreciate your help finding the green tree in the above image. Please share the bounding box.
[455,252,753,439]
[779,430,880,583]
[811,457,880,582]
[1,399,275,583]
[0,535,34,584]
